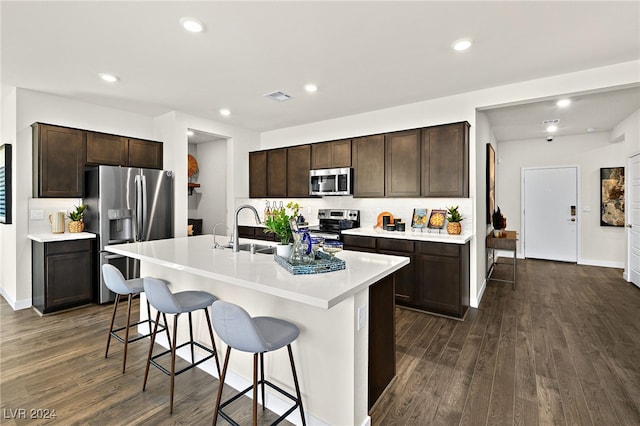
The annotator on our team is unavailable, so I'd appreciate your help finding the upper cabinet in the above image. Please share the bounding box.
[311,139,351,169]
[33,123,86,198]
[421,122,469,197]
[352,135,385,197]
[286,145,311,198]
[33,123,163,198]
[385,129,421,197]
[249,151,267,198]
[128,138,163,169]
[248,121,469,199]
[86,132,128,166]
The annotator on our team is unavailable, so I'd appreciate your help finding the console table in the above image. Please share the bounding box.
[486,230,517,290]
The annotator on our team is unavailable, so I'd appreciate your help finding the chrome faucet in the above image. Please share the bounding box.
[231,204,262,252]
[211,222,229,249]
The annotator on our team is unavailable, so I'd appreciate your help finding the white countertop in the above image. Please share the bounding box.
[27,232,96,243]
[341,227,472,244]
[105,235,409,309]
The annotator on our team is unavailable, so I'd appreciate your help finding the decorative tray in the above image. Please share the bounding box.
[274,250,346,275]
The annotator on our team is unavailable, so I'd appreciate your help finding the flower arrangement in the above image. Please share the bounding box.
[263,202,301,245]
[492,207,505,230]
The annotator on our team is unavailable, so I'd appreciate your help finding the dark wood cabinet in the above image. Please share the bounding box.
[249,151,267,198]
[344,235,470,319]
[286,145,311,197]
[421,122,469,197]
[86,132,128,166]
[352,134,385,197]
[32,239,94,314]
[385,129,421,197]
[311,139,352,169]
[368,273,395,409]
[128,138,163,169]
[32,123,86,197]
[267,148,287,197]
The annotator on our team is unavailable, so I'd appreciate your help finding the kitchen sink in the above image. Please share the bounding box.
[236,243,276,254]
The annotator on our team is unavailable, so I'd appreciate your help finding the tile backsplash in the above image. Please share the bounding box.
[28,198,83,234]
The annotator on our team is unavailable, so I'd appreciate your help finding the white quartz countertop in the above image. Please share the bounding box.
[341,227,472,244]
[105,235,410,309]
[27,232,97,243]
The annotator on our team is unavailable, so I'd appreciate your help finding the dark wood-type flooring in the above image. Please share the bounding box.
[1,259,639,425]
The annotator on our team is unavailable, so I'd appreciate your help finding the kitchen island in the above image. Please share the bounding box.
[105,235,409,426]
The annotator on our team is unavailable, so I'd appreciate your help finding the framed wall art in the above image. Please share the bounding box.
[486,143,496,225]
[600,166,624,227]
[0,144,12,224]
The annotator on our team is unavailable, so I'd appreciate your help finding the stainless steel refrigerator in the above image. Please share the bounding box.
[84,165,174,303]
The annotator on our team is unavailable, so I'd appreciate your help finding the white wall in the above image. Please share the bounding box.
[194,139,227,234]
[260,60,640,308]
[497,130,632,268]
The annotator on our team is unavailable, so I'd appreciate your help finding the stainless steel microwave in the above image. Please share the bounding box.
[309,168,353,196]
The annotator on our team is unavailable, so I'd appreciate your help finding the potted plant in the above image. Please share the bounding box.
[492,207,506,237]
[264,202,301,257]
[446,205,463,235]
[67,204,87,233]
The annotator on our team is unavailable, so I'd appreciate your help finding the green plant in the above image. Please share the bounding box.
[263,202,301,244]
[492,207,504,229]
[68,204,87,222]
[446,205,463,223]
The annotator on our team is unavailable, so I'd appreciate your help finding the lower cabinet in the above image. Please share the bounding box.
[343,235,470,319]
[237,225,277,242]
[32,239,94,314]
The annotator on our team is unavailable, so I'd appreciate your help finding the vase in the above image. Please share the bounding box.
[276,243,292,258]
[493,229,502,237]
[447,222,461,235]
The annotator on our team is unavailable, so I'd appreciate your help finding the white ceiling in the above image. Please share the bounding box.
[2,1,639,139]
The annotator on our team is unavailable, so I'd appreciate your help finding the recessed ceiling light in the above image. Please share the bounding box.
[219,108,231,116]
[557,99,571,107]
[452,39,472,51]
[587,127,596,132]
[99,73,119,83]
[304,84,318,93]
[180,17,205,33]
[546,125,558,132]
[187,130,194,136]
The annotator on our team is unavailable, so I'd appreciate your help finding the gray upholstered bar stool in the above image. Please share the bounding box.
[103,264,171,374]
[211,300,306,426]
[142,277,221,414]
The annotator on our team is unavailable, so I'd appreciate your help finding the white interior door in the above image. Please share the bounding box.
[523,167,578,262]
[628,153,640,288]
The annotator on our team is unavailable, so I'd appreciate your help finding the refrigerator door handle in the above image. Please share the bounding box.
[141,174,148,240]
[135,174,143,241]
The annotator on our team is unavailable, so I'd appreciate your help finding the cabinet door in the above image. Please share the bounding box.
[332,139,352,167]
[311,142,332,169]
[380,250,415,302]
[267,148,287,197]
[249,151,267,198]
[86,132,128,166]
[33,124,86,198]
[46,250,93,310]
[421,122,469,197]
[287,145,311,197]
[415,253,460,316]
[385,130,421,197]
[352,135,385,197]
[342,234,377,252]
[128,138,163,169]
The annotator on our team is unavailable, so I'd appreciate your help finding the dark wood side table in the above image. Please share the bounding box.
[486,230,517,290]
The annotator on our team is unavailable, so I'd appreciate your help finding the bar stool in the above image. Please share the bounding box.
[142,277,221,414]
[102,264,170,374]
[210,300,306,426]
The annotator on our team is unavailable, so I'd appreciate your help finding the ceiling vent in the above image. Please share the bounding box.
[264,91,293,102]
[542,119,560,125]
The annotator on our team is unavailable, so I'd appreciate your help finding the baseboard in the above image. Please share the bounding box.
[473,279,487,308]
[578,259,625,269]
[0,289,32,311]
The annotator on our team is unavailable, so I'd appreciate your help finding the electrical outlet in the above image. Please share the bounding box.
[357,305,366,331]
[30,209,44,220]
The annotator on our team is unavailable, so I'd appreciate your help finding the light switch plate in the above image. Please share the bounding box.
[30,209,44,220]
[357,305,366,331]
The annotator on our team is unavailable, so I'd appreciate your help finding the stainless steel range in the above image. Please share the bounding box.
[308,209,360,240]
